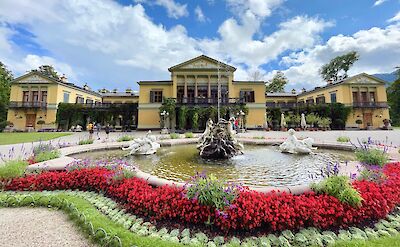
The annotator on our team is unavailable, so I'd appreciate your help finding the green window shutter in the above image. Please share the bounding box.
[150,91,154,103]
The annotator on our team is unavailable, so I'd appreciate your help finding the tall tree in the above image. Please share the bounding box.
[320,51,359,82]
[387,72,400,126]
[247,70,265,81]
[0,62,14,130]
[266,71,288,93]
[38,65,59,79]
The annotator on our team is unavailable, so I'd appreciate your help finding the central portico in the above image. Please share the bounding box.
[137,55,267,129]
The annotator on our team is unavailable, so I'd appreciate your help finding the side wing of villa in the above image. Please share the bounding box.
[6,55,391,131]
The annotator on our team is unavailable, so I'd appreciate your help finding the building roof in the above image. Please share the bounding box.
[297,73,386,97]
[266,92,298,97]
[233,80,265,84]
[137,80,172,85]
[101,92,139,97]
[168,55,236,72]
[12,70,102,97]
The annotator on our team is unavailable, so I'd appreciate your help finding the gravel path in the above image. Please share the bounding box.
[0,207,96,247]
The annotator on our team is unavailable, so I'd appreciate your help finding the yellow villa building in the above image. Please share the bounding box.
[137,55,266,129]
[7,70,102,130]
[266,73,390,129]
[6,55,391,131]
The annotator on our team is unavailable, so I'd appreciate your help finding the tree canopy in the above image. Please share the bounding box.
[266,71,288,93]
[320,51,359,82]
[387,67,400,126]
[0,62,14,130]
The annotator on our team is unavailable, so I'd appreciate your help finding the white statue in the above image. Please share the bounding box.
[122,130,160,155]
[281,113,286,129]
[300,113,307,129]
[279,129,316,154]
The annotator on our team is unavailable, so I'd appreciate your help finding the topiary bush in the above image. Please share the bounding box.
[311,175,362,207]
[169,133,180,139]
[184,132,194,138]
[79,139,94,145]
[337,136,351,143]
[117,135,134,142]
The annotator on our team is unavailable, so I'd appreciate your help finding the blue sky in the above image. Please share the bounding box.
[0,0,399,91]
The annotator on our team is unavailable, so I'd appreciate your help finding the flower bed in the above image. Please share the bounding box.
[2,163,400,234]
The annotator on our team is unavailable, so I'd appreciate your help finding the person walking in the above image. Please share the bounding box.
[88,122,94,140]
[104,124,110,141]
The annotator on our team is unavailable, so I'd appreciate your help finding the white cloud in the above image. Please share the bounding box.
[0,0,199,89]
[195,5,207,23]
[280,23,400,89]
[226,0,284,18]
[135,0,188,19]
[388,11,400,23]
[373,0,387,6]
[200,15,332,69]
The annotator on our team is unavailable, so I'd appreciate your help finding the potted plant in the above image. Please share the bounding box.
[355,119,363,129]
[37,120,45,130]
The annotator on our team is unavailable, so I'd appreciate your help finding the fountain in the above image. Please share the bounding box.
[279,129,316,154]
[197,119,243,159]
[122,130,160,155]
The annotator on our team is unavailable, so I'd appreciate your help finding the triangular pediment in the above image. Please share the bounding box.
[168,55,236,71]
[12,71,57,85]
[346,73,386,85]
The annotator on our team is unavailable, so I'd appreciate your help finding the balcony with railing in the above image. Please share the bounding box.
[176,97,245,105]
[266,102,298,108]
[352,101,388,108]
[9,101,47,109]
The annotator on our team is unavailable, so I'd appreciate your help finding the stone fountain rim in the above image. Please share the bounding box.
[26,138,399,195]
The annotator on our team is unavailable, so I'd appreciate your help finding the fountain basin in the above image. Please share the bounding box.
[71,144,354,187]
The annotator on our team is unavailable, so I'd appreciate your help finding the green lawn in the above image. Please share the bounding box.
[0,132,71,145]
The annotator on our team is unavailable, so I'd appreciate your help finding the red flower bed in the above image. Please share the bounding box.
[3,162,400,233]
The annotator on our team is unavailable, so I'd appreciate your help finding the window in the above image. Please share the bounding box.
[76,95,84,104]
[352,92,359,102]
[306,98,314,104]
[369,92,375,102]
[32,91,39,102]
[86,99,93,104]
[23,91,29,102]
[330,92,337,103]
[316,96,325,104]
[150,90,163,103]
[41,91,47,102]
[361,92,368,102]
[63,92,70,103]
[240,90,255,103]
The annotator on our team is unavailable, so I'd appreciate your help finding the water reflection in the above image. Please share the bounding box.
[71,145,354,187]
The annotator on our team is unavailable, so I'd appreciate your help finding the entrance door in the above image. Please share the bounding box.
[363,113,372,128]
[26,114,36,128]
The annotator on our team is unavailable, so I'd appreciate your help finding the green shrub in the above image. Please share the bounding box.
[169,133,180,139]
[185,174,240,210]
[311,176,362,207]
[117,135,134,142]
[0,160,29,179]
[337,136,351,143]
[355,148,389,167]
[184,132,194,138]
[78,139,94,145]
[34,150,60,163]
[253,136,265,139]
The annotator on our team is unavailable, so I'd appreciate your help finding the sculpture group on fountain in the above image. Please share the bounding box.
[279,128,316,154]
[122,130,161,155]
[197,118,243,159]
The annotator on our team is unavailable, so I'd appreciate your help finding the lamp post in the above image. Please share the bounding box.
[160,110,169,134]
